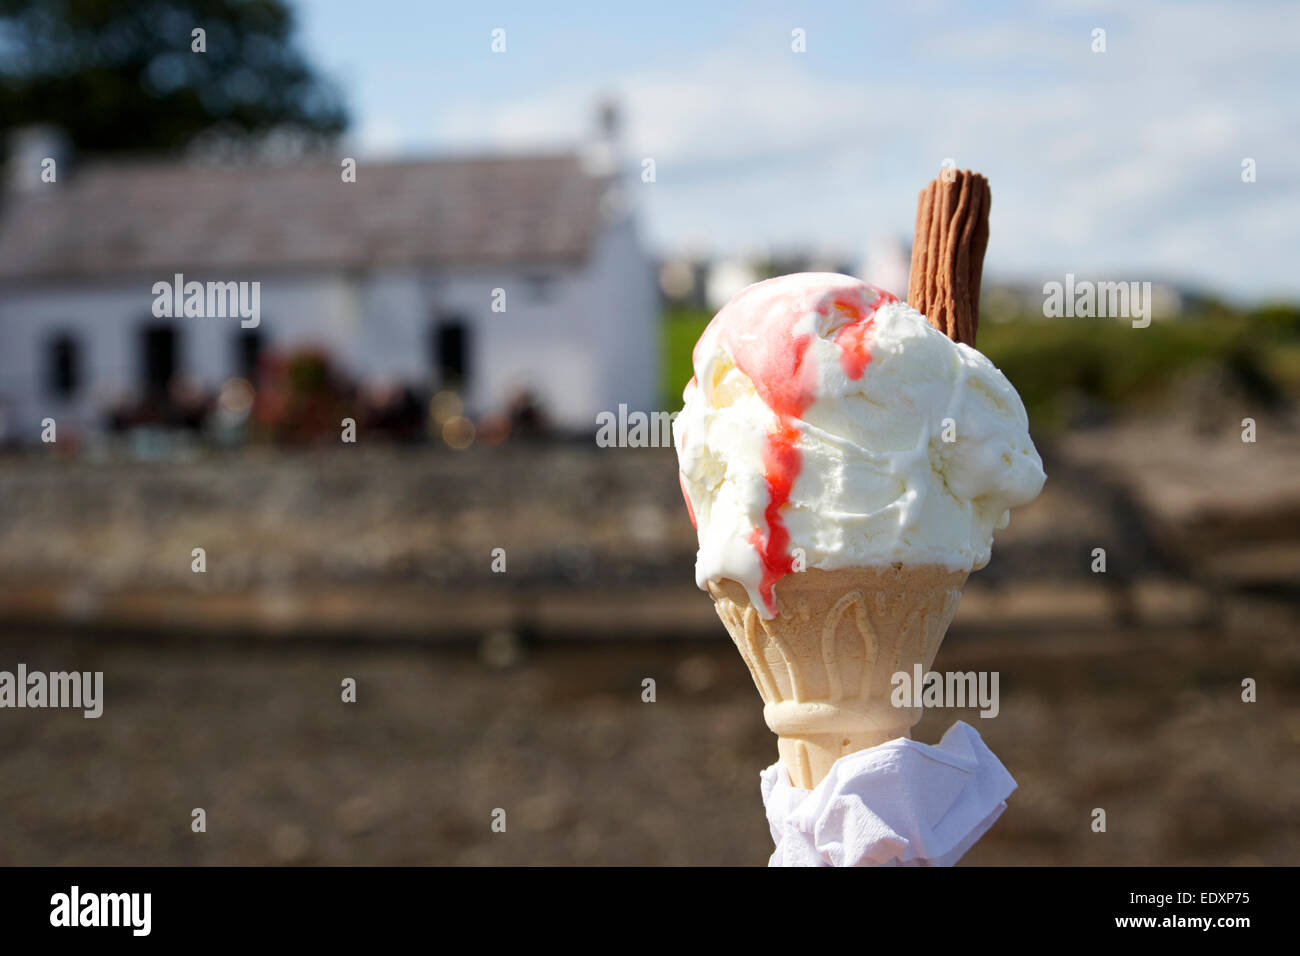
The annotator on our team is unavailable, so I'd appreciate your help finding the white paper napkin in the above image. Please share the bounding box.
[759,720,1016,867]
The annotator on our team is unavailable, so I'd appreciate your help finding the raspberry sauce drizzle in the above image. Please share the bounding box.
[679,473,697,529]
[831,293,884,380]
[690,276,897,614]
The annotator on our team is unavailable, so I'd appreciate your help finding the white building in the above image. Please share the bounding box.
[856,236,912,302]
[0,140,658,440]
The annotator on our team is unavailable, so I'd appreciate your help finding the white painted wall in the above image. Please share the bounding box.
[0,279,156,438]
[587,212,660,417]
[0,219,660,440]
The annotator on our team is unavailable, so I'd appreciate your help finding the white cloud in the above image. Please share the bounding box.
[428,2,1300,300]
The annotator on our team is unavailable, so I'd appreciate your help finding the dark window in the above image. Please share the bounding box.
[141,323,177,394]
[432,318,469,389]
[234,330,263,381]
[46,333,80,399]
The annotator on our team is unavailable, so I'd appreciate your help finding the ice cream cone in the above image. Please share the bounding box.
[708,565,968,790]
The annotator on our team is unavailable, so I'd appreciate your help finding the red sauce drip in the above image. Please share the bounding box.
[693,276,896,614]
[829,291,895,379]
[679,473,697,530]
[748,420,800,609]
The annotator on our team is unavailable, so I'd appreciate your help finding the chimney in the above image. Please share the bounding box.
[581,97,621,178]
[596,98,620,143]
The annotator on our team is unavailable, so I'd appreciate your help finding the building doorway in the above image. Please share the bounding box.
[46,332,81,399]
[432,317,469,391]
[141,323,177,395]
[234,329,263,382]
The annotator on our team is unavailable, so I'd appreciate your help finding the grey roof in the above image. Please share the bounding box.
[0,153,608,281]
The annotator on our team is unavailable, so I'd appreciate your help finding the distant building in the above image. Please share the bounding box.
[658,249,861,315]
[856,237,911,300]
[656,256,713,312]
[705,259,761,312]
[0,122,658,440]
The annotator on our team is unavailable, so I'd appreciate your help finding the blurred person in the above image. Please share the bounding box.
[167,374,212,432]
[251,346,356,445]
[361,379,425,442]
[506,387,549,440]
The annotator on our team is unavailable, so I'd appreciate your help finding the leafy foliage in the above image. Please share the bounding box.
[0,0,347,156]
[663,304,1300,428]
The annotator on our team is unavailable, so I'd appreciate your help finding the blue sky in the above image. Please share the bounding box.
[295,1,1300,302]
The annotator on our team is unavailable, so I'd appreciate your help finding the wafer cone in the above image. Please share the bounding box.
[708,565,968,790]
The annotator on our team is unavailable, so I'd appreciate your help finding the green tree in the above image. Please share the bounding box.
[0,0,347,156]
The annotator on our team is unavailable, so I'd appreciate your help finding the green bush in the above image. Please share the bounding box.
[662,304,1300,430]
[663,308,713,409]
